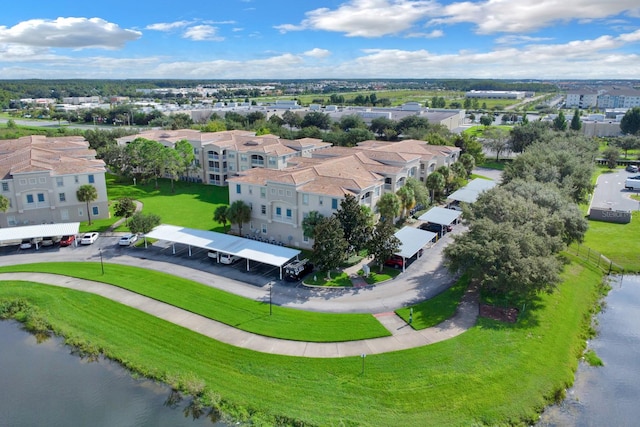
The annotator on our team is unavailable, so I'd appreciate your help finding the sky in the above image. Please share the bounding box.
[1,0,639,80]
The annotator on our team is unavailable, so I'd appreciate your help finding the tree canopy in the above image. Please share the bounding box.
[620,107,640,135]
[76,184,98,225]
[312,216,349,279]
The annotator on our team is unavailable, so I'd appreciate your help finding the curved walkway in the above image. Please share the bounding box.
[0,272,478,358]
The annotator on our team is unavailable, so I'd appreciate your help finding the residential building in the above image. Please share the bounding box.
[227,139,460,249]
[116,129,331,186]
[565,91,599,109]
[0,135,108,227]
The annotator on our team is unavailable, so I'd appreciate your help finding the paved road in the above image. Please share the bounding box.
[591,169,640,212]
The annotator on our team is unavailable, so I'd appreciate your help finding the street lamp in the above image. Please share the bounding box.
[269,281,273,316]
[99,248,104,275]
[361,353,366,375]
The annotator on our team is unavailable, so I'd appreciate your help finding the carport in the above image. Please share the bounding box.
[418,206,462,228]
[145,224,301,280]
[0,222,80,249]
[448,178,497,205]
[393,226,437,272]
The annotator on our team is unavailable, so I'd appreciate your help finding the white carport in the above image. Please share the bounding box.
[418,206,462,226]
[145,224,301,280]
[393,226,436,272]
[0,222,80,249]
[448,178,497,204]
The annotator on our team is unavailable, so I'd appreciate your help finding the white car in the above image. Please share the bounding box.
[19,239,33,250]
[218,253,241,264]
[118,234,138,246]
[80,232,99,245]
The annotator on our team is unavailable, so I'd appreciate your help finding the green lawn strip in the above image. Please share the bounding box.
[0,262,389,342]
[581,215,640,272]
[105,174,230,231]
[303,271,352,287]
[0,258,604,425]
[358,267,400,284]
[396,274,469,329]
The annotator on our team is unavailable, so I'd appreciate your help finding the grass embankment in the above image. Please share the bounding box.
[0,258,604,425]
[581,213,640,272]
[0,262,389,343]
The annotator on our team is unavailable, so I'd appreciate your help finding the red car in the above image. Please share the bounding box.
[384,255,405,269]
[59,235,76,247]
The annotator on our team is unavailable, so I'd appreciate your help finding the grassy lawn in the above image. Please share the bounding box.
[303,271,353,287]
[105,174,229,231]
[0,258,604,425]
[0,262,389,342]
[396,274,469,329]
[358,266,401,284]
[581,215,640,272]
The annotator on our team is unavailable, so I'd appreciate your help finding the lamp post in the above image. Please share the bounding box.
[269,281,273,316]
[99,248,104,275]
[361,353,366,375]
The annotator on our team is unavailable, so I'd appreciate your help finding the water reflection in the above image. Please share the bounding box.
[538,275,640,426]
[0,320,226,427]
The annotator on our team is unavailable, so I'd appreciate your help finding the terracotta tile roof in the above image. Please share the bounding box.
[0,135,105,179]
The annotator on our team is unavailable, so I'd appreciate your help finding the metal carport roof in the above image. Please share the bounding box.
[417,206,462,225]
[394,226,436,259]
[465,178,497,192]
[145,224,301,272]
[0,222,80,244]
[448,178,497,204]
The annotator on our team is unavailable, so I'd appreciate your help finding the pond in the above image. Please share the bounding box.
[538,275,640,426]
[0,320,226,427]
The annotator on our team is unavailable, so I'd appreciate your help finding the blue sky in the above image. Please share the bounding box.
[1,0,639,80]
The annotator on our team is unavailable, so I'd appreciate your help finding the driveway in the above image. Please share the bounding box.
[592,169,640,212]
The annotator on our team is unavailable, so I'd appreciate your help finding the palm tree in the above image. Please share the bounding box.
[396,185,415,219]
[213,205,229,232]
[426,172,445,204]
[376,192,401,224]
[76,184,98,225]
[227,200,251,236]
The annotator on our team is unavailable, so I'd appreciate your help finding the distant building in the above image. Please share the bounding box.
[565,91,599,109]
[0,135,108,227]
[464,90,526,99]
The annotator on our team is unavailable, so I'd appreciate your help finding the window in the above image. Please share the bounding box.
[56,177,63,187]
[1,182,8,192]
[332,198,338,209]
[19,179,27,185]
[270,188,276,195]
[286,208,292,218]
[236,184,241,194]
[302,194,309,205]
[286,190,292,197]
[92,206,99,216]
[261,205,266,215]
[319,196,323,206]
[26,194,34,204]
[228,153,235,159]
[38,177,46,184]
[303,235,309,243]
[37,193,45,203]
[240,154,247,162]
[59,193,66,202]
[60,210,69,220]
[276,207,282,217]
[268,157,277,166]
[29,178,37,185]
[208,161,215,168]
[78,208,83,217]
[74,176,79,184]
[260,188,266,198]
[248,186,253,195]
[88,175,95,184]
[375,186,381,196]
[261,224,267,234]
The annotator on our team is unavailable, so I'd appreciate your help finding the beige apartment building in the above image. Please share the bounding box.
[0,135,109,227]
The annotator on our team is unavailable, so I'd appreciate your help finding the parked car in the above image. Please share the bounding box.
[420,222,445,237]
[384,255,405,269]
[207,250,218,260]
[59,235,76,247]
[626,164,638,172]
[218,253,241,264]
[284,259,314,281]
[41,236,60,247]
[19,239,33,250]
[118,234,138,246]
[80,232,99,245]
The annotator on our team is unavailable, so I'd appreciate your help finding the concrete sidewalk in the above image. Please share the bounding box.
[0,272,478,358]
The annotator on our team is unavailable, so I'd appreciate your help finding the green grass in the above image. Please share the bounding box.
[303,271,353,287]
[581,215,640,272]
[358,266,401,284]
[0,258,604,426]
[0,262,389,342]
[478,159,511,170]
[105,174,229,231]
[396,274,469,329]
[583,349,604,367]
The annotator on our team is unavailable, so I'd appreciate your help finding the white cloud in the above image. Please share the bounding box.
[303,48,331,58]
[275,0,439,37]
[495,35,554,45]
[145,20,192,31]
[0,17,141,50]
[183,25,224,41]
[432,0,640,34]
[406,29,443,38]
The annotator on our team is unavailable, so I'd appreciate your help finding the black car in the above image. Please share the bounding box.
[420,222,445,237]
[284,259,314,281]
